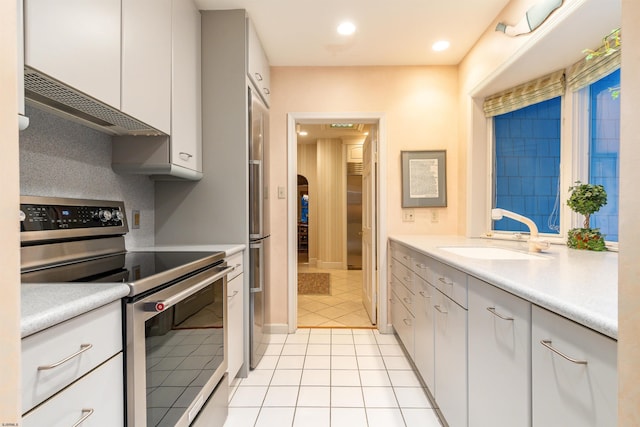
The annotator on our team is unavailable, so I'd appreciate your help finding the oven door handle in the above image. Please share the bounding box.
[144,265,234,312]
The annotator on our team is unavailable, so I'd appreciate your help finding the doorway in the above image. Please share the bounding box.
[287,113,388,333]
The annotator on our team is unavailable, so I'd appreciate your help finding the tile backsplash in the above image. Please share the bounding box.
[19,106,154,248]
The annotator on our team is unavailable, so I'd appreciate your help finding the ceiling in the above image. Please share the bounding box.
[296,123,371,145]
[195,0,513,66]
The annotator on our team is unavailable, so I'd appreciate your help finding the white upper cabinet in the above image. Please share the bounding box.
[121,0,171,134]
[24,0,121,109]
[247,18,271,106]
[170,0,202,173]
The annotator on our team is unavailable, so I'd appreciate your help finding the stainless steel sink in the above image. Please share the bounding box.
[438,246,547,260]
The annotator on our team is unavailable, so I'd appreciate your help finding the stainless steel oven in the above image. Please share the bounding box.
[125,258,233,427]
[20,196,232,427]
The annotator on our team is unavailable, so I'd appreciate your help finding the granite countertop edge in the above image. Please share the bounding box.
[22,283,130,338]
[389,235,618,340]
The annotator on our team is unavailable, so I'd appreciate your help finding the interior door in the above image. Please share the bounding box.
[362,129,377,324]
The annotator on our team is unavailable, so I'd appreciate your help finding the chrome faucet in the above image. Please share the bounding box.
[491,208,550,252]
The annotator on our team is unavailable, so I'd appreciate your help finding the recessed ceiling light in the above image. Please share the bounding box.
[432,40,450,52]
[298,131,308,136]
[337,21,356,36]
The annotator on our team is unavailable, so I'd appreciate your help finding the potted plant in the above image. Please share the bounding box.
[566,181,608,251]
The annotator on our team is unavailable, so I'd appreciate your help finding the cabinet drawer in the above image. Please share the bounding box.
[412,251,433,283]
[226,251,244,281]
[22,353,124,427]
[22,301,122,413]
[390,257,414,295]
[431,259,467,308]
[390,273,415,316]
[390,241,413,268]
[531,305,617,426]
[390,290,414,356]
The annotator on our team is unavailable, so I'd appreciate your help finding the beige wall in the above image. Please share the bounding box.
[619,0,640,423]
[0,0,21,422]
[269,66,459,324]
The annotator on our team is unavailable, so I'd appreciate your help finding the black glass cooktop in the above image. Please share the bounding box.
[21,251,225,287]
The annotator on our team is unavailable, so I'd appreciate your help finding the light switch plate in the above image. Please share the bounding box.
[277,186,286,199]
[402,209,415,222]
[132,210,140,229]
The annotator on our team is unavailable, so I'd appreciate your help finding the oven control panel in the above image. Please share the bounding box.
[19,196,128,235]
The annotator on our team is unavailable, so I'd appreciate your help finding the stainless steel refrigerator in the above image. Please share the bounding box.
[249,88,270,369]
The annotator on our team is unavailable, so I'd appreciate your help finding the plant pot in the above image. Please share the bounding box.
[567,228,607,251]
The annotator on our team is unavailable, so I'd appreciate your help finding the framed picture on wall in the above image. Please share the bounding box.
[401,150,447,208]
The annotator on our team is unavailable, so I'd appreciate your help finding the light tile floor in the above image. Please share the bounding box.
[297,266,373,328]
[223,328,442,427]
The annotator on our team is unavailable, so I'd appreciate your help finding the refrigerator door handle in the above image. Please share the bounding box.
[249,159,263,239]
[250,240,264,293]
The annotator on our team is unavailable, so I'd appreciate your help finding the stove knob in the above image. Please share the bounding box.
[112,209,124,222]
[98,209,113,222]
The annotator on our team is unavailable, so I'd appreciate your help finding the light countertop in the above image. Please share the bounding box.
[21,244,245,338]
[389,235,618,339]
[21,283,130,338]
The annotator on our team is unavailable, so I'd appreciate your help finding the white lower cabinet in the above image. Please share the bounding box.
[433,289,468,427]
[390,288,415,356]
[531,305,617,426]
[468,277,531,427]
[23,353,124,427]
[226,252,245,381]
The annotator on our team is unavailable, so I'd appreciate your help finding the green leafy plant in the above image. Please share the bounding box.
[566,181,608,251]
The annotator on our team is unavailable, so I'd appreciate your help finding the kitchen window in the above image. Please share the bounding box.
[492,97,562,235]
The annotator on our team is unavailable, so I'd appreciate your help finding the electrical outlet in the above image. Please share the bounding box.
[431,210,439,223]
[132,210,140,229]
[402,209,415,222]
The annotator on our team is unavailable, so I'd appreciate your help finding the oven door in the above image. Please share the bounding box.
[126,264,233,427]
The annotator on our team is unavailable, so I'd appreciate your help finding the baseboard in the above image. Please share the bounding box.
[265,323,289,334]
[316,260,343,269]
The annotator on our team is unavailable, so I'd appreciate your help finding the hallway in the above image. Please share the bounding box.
[297,266,373,328]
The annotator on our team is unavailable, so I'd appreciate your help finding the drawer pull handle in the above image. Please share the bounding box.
[438,277,453,286]
[179,152,193,160]
[415,263,428,270]
[486,307,514,321]
[38,344,93,370]
[255,72,263,81]
[419,291,430,299]
[71,408,94,427]
[228,290,239,299]
[404,276,412,283]
[403,297,412,305]
[403,318,412,326]
[434,305,448,314]
[540,340,588,365]
[403,255,410,261]
[263,87,271,95]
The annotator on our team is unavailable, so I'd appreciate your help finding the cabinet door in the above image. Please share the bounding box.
[22,354,124,427]
[171,0,202,172]
[434,291,467,427]
[414,276,435,392]
[227,272,244,380]
[468,277,531,427]
[531,306,617,427]
[246,18,270,106]
[121,0,171,133]
[24,0,121,109]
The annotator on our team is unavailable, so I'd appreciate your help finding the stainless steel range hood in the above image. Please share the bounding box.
[24,67,164,136]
